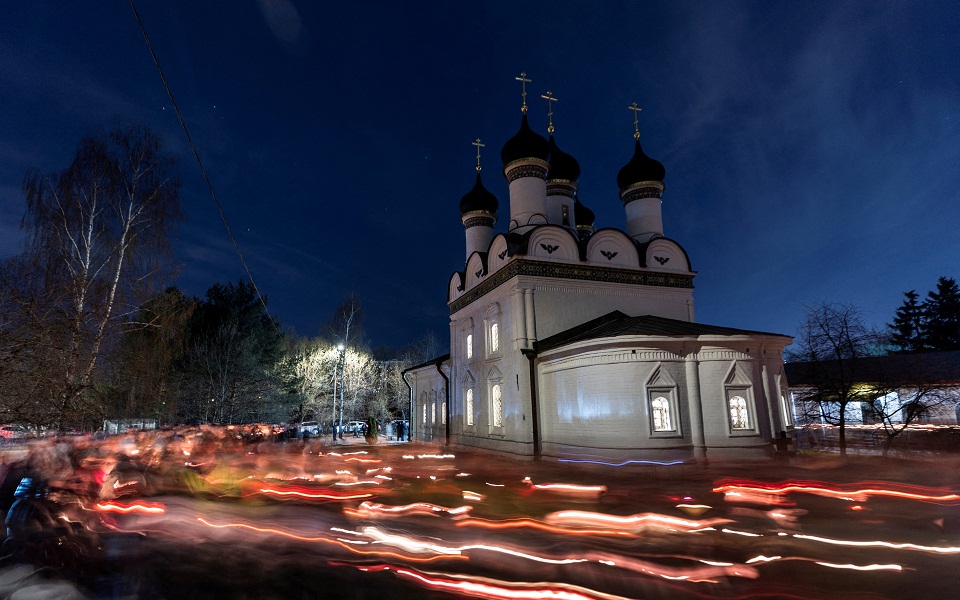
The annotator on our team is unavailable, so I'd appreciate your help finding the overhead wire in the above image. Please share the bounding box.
[128,0,279,334]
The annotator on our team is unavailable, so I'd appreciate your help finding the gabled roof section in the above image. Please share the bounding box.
[402,354,451,375]
[535,311,791,353]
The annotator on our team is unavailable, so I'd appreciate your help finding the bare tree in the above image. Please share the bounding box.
[787,303,886,456]
[5,125,182,427]
[860,353,960,454]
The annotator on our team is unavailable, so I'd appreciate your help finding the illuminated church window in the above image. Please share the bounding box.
[491,384,503,427]
[441,401,447,425]
[651,397,672,431]
[466,334,473,359]
[729,396,750,429]
[431,397,436,424]
[466,389,474,426]
[490,323,499,353]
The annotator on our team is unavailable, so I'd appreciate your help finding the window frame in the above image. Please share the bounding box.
[465,387,475,427]
[725,388,758,435]
[646,387,681,438]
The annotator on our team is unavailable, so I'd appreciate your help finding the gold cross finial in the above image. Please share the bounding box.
[471,138,485,172]
[628,102,643,139]
[541,91,558,134]
[515,71,532,113]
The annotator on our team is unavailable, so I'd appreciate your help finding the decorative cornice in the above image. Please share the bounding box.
[621,186,664,203]
[546,183,576,198]
[504,159,549,183]
[449,258,695,314]
[463,214,496,229]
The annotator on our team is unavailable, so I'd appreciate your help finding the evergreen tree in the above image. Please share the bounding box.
[887,290,926,352]
[923,277,960,351]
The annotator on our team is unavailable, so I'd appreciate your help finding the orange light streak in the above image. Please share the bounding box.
[713,480,960,504]
[257,486,373,500]
[545,510,732,533]
[455,517,636,537]
[195,518,461,563]
[95,501,166,514]
[343,563,634,600]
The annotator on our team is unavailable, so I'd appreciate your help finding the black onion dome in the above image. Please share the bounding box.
[574,197,595,227]
[547,135,581,182]
[501,114,550,167]
[616,139,666,190]
[459,172,499,215]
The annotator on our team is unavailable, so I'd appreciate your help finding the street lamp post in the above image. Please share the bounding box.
[332,344,345,441]
[337,345,346,440]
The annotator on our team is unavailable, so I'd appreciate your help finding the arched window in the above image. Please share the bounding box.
[441,401,447,425]
[491,384,503,427]
[651,397,672,431]
[431,392,437,424]
[729,396,750,429]
[466,333,473,359]
[420,392,427,424]
[490,323,499,353]
[465,388,474,426]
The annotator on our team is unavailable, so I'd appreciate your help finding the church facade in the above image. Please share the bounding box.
[403,95,793,463]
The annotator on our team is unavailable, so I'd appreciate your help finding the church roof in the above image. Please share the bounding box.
[501,113,550,167]
[546,135,581,182]
[535,311,791,353]
[617,139,665,190]
[459,172,498,215]
[402,353,451,375]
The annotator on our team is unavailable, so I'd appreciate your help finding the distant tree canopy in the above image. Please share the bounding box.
[176,280,298,425]
[888,277,960,352]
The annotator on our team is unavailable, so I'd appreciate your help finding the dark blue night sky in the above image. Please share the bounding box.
[2,1,959,349]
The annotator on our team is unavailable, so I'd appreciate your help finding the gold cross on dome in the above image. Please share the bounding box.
[541,91,558,134]
[628,101,643,139]
[472,138,485,172]
[515,71,532,113]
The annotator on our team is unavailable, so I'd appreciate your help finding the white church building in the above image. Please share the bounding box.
[403,89,793,463]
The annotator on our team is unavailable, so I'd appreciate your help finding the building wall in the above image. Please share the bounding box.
[408,332,792,462]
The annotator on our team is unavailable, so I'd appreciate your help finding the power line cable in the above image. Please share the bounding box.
[128,0,279,333]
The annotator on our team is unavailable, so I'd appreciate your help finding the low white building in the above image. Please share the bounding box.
[404,97,792,463]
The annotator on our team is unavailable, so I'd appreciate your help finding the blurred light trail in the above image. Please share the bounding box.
[345,501,473,519]
[522,479,607,495]
[559,458,685,467]
[713,480,960,503]
[344,562,634,600]
[545,510,732,533]
[792,533,960,554]
[256,485,374,500]
[94,501,166,514]
[814,562,903,572]
[455,517,635,537]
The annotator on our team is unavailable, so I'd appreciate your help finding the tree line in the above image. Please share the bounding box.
[788,277,960,455]
[0,126,444,432]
